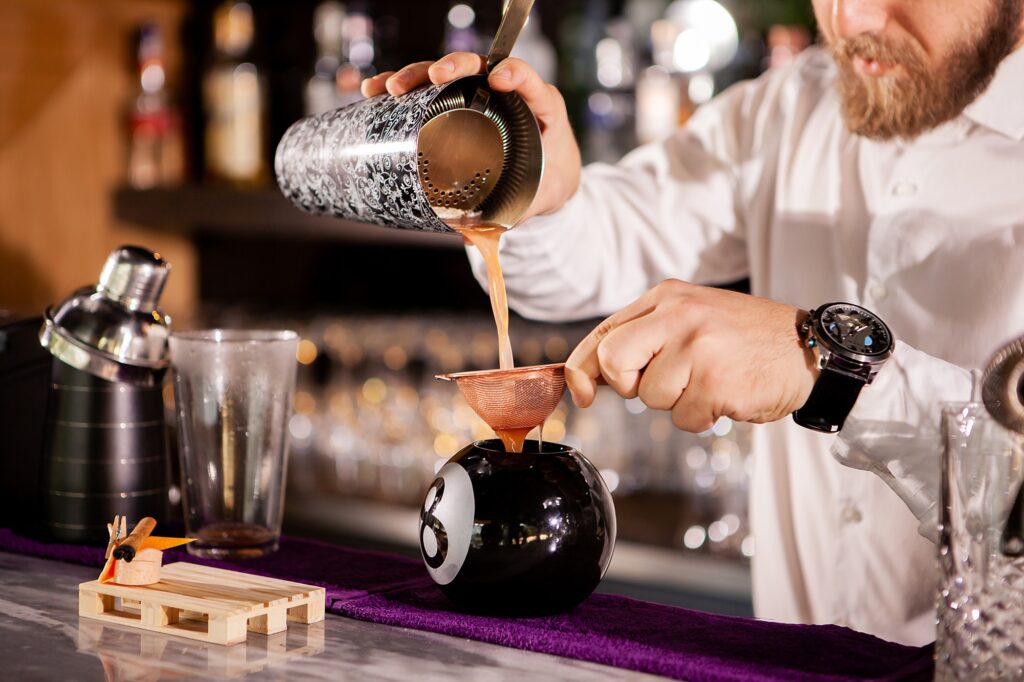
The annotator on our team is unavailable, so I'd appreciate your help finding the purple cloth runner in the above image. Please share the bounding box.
[0,528,933,681]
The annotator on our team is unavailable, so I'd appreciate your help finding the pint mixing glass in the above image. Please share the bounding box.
[170,330,298,558]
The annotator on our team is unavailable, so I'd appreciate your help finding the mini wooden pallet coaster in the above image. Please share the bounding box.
[79,562,326,645]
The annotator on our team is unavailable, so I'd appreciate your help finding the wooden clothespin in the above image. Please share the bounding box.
[104,515,121,560]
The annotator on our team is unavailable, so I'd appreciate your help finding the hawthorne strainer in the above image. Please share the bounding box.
[437,363,566,432]
[417,0,535,217]
[417,106,505,214]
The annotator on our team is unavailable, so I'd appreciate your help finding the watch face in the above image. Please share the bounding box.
[818,303,892,357]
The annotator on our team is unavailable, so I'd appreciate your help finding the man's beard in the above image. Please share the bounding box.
[829,0,1023,140]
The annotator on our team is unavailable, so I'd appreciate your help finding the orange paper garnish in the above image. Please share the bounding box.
[140,536,195,551]
[98,556,116,584]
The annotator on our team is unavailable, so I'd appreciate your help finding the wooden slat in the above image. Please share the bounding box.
[158,576,297,606]
[151,577,292,610]
[161,563,323,594]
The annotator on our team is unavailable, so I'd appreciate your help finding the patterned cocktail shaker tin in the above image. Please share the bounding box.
[275,75,543,232]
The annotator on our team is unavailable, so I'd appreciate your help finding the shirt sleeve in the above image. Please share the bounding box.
[832,342,975,542]
[464,61,799,322]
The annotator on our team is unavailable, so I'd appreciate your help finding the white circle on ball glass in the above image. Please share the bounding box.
[421,462,474,585]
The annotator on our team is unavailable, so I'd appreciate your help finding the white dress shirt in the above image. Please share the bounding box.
[467,46,1024,645]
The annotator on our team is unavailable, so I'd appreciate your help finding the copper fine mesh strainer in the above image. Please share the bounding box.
[436,363,566,432]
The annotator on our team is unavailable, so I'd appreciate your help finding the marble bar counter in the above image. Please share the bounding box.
[0,552,665,681]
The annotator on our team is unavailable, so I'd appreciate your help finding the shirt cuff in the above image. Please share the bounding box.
[831,342,974,542]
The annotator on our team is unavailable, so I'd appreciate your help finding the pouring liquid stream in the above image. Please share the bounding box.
[451,219,544,453]
[497,426,534,453]
[454,223,514,372]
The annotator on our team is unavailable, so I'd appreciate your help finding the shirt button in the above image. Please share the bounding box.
[841,504,863,525]
[867,281,888,300]
[892,181,917,197]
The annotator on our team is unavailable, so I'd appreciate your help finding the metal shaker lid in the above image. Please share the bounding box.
[97,245,170,312]
[39,246,172,386]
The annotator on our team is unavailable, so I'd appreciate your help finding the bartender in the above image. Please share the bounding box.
[364,0,1024,645]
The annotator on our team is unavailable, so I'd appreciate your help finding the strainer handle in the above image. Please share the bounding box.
[485,0,536,73]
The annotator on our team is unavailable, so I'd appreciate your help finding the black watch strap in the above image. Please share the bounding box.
[792,368,866,433]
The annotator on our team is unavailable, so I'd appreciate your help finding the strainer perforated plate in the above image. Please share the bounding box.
[437,363,566,432]
[417,88,512,215]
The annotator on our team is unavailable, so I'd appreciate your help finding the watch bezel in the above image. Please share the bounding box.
[809,302,894,366]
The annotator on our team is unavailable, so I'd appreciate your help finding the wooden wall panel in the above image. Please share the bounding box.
[0,0,196,322]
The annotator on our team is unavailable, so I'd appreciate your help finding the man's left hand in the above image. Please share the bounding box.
[565,280,819,432]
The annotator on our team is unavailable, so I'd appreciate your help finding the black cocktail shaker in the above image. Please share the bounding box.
[38,246,172,544]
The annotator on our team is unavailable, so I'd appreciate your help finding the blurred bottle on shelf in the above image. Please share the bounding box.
[443,2,480,54]
[203,1,267,187]
[127,23,184,189]
[509,6,557,85]
[341,4,376,99]
[635,65,681,145]
[584,16,637,162]
[305,1,373,116]
[306,2,348,115]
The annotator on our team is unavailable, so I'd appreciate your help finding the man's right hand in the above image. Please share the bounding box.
[361,53,582,221]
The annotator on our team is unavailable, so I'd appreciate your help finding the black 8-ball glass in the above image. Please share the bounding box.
[418,439,616,616]
[819,303,892,356]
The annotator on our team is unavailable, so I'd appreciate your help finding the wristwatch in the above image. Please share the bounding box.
[792,302,894,433]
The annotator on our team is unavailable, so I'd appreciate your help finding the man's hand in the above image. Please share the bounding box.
[360,53,581,221]
[565,280,819,432]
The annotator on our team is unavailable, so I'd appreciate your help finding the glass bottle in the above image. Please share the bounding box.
[338,4,375,105]
[509,6,556,85]
[203,1,267,187]
[443,2,480,54]
[306,2,375,114]
[585,17,637,161]
[306,2,348,116]
[127,23,184,188]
